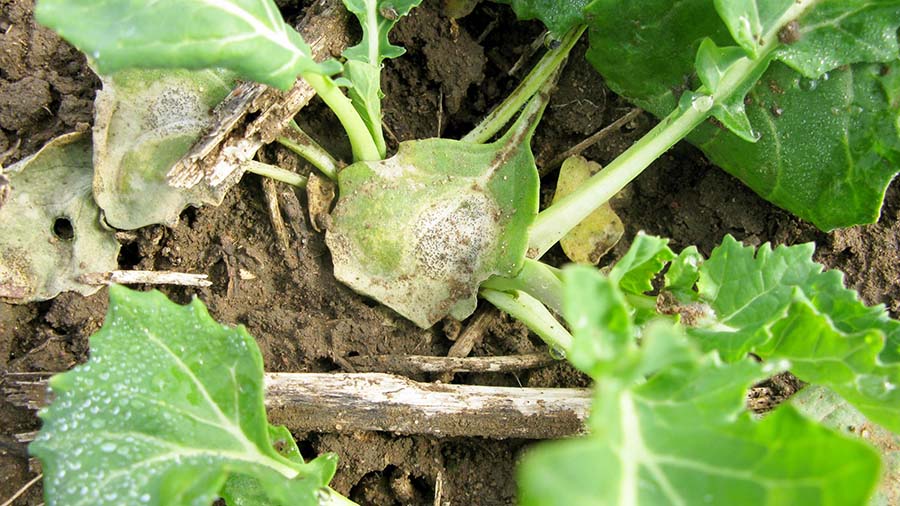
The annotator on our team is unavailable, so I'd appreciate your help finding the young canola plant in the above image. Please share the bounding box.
[27,0,900,504]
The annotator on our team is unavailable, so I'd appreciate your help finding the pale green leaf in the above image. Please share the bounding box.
[30,286,339,506]
[713,0,794,58]
[0,133,119,302]
[664,246,703,303]
[36,0,331,90]
[326,98,544,328]
[93,68,237,229]
[607,233,674,296]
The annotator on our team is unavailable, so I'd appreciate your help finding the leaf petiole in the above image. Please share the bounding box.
[277,120,342,180]
[244,160,308,187]
[480,288,573,353]
[302,72,381,162]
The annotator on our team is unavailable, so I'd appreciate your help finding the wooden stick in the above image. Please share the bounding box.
[347,353,556,375]
[78,270,211,287]
[5,372,591,440]
[0,473,41,506]
[437,306,498,383]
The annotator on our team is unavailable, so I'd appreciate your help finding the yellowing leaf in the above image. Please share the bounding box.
[552,156,623,265]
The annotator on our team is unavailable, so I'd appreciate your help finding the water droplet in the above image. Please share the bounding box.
[798,78,818,91]
[691,95,714,112]
[100,442,117,452]
[549,346,567,360]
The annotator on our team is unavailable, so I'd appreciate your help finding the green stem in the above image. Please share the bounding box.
[482,259,564,315]
[481,288,573,353]
[244,160,307,187]
[302,72,381,162]
[527,101,709,258]
[277,120,341,180]
[462,25,586,144]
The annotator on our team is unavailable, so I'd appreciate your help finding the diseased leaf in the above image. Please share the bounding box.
[688,236,900,432]
[326,99,543,328]
[585,0,900,230]
[30,286,339,506]
[0,133,119,303]
[496,0,589,35]
[551,156,623,265]
[35,0,332,90]
[792,385,900,506]
[521,267,881,506]
[93,68,237,229]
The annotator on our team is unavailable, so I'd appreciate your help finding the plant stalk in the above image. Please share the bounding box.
[462,25,586,144]
[482,259,563,315]
[277,120,341,180]
[481,288,573,353]
[244,160,308,187]
[302,72,381,162]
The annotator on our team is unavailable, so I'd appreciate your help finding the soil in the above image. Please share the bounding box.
[1,0,898,505]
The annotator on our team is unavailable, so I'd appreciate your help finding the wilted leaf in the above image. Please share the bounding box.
[0,133,119,303]
[552,156,624,265]
[31,286,340,506]
[92,68,237,229]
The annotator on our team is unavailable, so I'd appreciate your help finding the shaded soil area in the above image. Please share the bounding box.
[2,0,899,504]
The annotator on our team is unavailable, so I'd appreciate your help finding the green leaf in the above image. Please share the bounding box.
[35,0,331,90]
[522,268,881,505]
[326,97,544,328]
[792,385,900,506]
[341,0,423,65]
[0,133,120,302]
[339,0,421,158]
[584,0,900,230]
[496,0,589,36]
[562,265,636,378]
[342,60,387,158]
[664,246,703,303]
[607,233,674,296]
[92,68,238,229]
[693,60,900,230]
[775,1,900,79]
[688,236,900,432]
[30,286,340,506]
[713,0,794,58]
